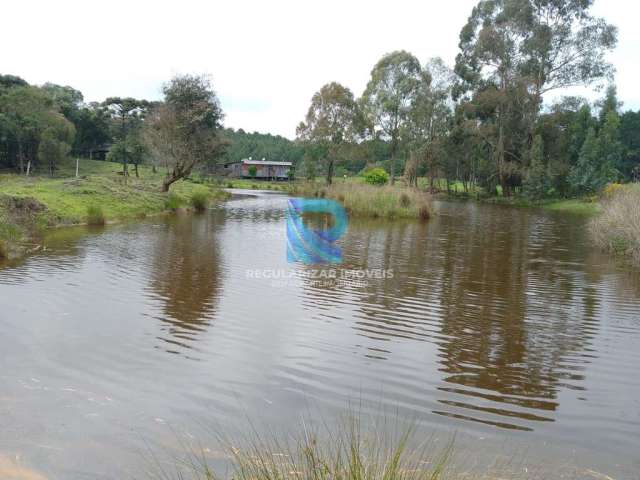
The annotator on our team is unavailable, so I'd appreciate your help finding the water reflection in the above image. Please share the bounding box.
[146,211,225,354]
[297,203,608,431]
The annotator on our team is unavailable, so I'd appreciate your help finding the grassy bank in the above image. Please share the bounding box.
[0,159,230,259]
[590,184,640,264]
[543,198,601,215]
[291,181,432,220]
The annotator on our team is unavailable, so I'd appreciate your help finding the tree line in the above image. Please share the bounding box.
[297,0,640,199]
[0,75,302,183]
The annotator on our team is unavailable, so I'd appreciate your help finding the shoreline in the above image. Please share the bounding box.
[0,159,231,261]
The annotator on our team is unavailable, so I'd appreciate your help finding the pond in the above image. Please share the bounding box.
[1,191,639,478]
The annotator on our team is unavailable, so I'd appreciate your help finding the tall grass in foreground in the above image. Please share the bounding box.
[590,184,640,264]
[292,182,432,220]
[149,417,456,480]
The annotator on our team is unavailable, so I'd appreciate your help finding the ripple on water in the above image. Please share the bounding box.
[1,194,639,477]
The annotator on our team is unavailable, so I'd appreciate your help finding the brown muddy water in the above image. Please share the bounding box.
[0,191,639,479]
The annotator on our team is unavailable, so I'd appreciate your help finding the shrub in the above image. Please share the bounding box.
[190,189,210,212]
[603,182,624,198]
[86,205,106,226]
[363,168,389,186]
[400,192,411,208]
[226,182,234,188]
[165,192,183,210]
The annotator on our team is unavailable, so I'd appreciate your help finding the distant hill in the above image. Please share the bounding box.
[220,128,303,165]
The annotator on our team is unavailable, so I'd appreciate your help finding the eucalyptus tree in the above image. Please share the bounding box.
[296,82,359,185]
[455,0,618,195]
[144,74,225,192]
[455,0,533,195]
[519,0,617,135]
[404,57,454,187]
[362,51,424,184]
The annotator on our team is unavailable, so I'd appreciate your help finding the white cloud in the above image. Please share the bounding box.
[2,0,637,138]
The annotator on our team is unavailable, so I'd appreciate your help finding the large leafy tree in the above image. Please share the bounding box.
[362,51,425,184]
[145,74,225,192]
[296,82,359,185]
[0,85,75,174]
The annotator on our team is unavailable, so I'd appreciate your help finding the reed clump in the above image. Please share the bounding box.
[190,189,210,212]
[152,416,456,480]
[590,184,640,264]
[86,205,106,225]
[292,182,433,221]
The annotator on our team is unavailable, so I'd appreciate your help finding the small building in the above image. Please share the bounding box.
[225,159,292,180]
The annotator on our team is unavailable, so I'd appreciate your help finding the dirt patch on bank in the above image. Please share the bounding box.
[0,195,47,221]
[0,195,48,260]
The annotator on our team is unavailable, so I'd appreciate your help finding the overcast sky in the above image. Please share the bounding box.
[3,0,638,138]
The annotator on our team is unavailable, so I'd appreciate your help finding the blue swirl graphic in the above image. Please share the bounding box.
[286,198,348,264]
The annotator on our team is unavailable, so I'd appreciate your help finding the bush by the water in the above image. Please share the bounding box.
[190,189,210,212]
[86,205,106,225]
[165,192,183,211]
[363,168,390,186]
[292,182,432,220]
[591,184,640,264]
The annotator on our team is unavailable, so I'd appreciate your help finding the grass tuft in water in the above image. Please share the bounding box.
[150,415,456,480]
[191,189,210,212]
[165,192,183,211]
[292,183,433,220]
[86,205,106,225]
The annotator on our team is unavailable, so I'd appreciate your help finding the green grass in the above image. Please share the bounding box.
[543,198,601,215]
[190,187,211,212]
[0,158,230,258]
[86,205,106,225]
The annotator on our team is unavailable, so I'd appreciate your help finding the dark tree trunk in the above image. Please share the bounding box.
[326,158,334,185]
